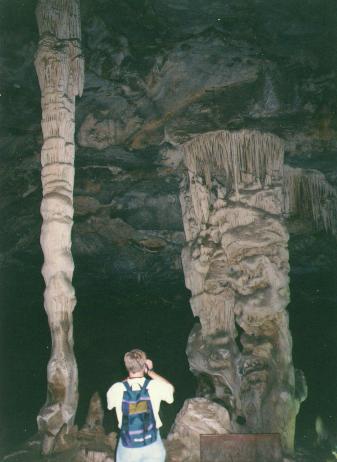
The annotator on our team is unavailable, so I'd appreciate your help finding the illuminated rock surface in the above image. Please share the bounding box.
[177,130,306,455]
[166,398,232,462]
[0,1,337,460]
[34,0,84,454]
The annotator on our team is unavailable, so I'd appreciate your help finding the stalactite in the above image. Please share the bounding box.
[183,129,284,191]
[34,0,84,454]
[284,165,337,235]
[175,130,307,459]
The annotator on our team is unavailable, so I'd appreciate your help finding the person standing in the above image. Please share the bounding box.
[107,349,174,462]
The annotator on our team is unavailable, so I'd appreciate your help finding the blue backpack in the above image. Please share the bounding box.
[120,378,157,448]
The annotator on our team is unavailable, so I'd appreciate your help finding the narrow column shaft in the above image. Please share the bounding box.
[34,0,84,454]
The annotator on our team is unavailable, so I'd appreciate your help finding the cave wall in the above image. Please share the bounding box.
[0,0,337,454]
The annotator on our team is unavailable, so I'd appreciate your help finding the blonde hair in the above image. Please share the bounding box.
[124,349,147,374]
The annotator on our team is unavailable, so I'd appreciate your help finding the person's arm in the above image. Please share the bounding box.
[106,382,123,410]
[145,359,175,391]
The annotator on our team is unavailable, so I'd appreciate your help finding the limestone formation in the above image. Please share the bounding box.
[166,398,232,462]
[78,112,141,150]
[34,0,84,454]
[83,393,105,432]
[284,165,337,235]
[75,450,114,462]
[178,130,307,455]
[75,393,117,460]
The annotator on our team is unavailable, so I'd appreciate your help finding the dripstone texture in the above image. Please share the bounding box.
[34,0,84,454]
[177,130,307,455]
[0,0,337,457]
[166,398,232,462]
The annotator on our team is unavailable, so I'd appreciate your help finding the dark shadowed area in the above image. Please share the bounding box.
[1,0,337,459]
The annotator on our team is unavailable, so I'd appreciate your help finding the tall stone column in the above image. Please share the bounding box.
[34,0,84,454]
[180,130,306,454]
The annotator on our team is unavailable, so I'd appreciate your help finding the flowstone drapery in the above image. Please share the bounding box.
[34,0,84,454]
[284,165,337,235]
[179,130,307,455]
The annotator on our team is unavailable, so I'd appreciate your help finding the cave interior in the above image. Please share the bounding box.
[0,0,337,460]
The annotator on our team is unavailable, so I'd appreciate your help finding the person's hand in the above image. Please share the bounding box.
[145,359,153,373]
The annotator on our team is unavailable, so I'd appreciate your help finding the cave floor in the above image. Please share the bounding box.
[1,436,335,462]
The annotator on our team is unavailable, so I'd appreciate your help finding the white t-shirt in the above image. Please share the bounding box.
[107,377,174,429]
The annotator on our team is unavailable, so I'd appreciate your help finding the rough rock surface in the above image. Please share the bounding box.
[1,0,337,457]
[166,398,232,462]
[179,130,307,454]
[34,0,84,454]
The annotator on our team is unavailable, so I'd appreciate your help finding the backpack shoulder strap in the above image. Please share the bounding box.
[141,378,151,391]
[122,380,132,392]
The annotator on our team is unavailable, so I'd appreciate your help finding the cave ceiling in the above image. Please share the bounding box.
[0,0,337,284]
[1,0,337,453]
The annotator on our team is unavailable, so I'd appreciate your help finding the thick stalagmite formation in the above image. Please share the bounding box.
[178,130,307,456]
[166,398,232,462]
[34,0,84,454]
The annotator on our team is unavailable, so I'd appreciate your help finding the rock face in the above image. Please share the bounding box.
[34,0,84,454]
[166,398,232,462]
[83,393,105,432]
[179,130,307,454]
[1,0,337,455]
[284,165,337,236]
